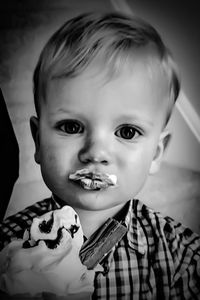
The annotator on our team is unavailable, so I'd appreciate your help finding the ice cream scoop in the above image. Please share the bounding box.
[0,206,97,298]
[69,169,117,190]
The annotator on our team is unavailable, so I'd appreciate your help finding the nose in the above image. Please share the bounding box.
[78,135,112,165]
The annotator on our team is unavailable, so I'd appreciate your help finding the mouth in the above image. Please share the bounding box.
[68,169,117,191]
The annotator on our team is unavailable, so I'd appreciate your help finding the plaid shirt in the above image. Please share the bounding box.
[0,197,200,299]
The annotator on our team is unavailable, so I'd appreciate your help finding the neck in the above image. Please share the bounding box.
[75,204,127,238]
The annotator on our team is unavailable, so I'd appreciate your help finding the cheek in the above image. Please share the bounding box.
[118,145,155,188]
[40,135,77,166]
[39,145,70,197]
[124,157,150,184]
[118,143,154,169]
[40,149,62,183]
[39,141,69,179]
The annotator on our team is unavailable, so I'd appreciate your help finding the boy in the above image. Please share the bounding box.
[0,12,199,299]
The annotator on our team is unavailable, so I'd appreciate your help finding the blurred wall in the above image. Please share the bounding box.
[127,0,200,114]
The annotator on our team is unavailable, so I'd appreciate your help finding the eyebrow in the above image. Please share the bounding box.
[49,108,77,116]
[115,114,154,128]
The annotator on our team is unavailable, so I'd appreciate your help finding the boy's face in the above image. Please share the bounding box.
[31,55,170,213]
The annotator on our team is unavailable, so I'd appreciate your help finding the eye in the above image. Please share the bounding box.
[115,125,141,140]
[58,120,84,134]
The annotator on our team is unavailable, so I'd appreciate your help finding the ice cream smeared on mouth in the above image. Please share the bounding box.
[69,169,118,190]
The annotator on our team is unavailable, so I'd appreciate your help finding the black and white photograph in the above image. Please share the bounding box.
[0,1,200,299]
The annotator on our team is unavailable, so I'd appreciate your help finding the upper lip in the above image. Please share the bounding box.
[69,169,107,178]
[68,169,117,184]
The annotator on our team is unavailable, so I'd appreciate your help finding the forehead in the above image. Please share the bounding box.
[44,60,169,133]
[46,51,169,111]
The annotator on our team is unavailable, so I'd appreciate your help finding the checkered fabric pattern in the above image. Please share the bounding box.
[0,197,200,299]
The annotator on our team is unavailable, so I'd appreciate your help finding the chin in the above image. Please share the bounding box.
[73,192,123,212]
[55,184,123,210]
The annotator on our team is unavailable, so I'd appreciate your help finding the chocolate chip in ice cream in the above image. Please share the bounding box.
[39,212,54,234]
[44,227,64,249]
[23,240,31,249]
[69,224,79,238]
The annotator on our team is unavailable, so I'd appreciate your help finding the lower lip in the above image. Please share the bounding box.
[69,179,111,191]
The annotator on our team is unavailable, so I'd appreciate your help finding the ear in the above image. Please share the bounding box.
[149,130,171,175]
[30,116,41,164]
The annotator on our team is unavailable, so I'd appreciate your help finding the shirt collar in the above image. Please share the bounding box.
[124,200,147,255]
[50,195,147,256]
[50,194,64,210]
